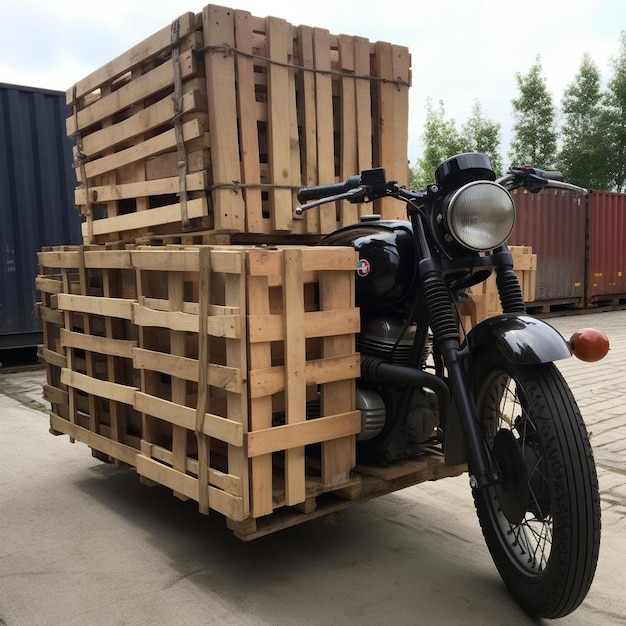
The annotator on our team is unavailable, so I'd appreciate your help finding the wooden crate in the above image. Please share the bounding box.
[466,246,537,326]
[67,4,411,244]
[37,244,362,527]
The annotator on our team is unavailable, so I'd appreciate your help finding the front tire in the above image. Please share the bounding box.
[472,350,600,618]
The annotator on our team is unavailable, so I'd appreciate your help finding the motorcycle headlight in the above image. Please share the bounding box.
[444,181,516,251]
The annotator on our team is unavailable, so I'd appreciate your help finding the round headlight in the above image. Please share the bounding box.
[444,181,515,251]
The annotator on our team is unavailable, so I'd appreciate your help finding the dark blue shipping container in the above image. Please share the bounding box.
[0,83,81,349]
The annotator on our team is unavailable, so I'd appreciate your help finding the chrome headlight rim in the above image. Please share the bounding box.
[444,180,516,252]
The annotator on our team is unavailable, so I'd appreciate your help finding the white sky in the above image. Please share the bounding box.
[1,0,624,167]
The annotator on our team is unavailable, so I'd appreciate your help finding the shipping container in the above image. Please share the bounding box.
[509,188,586,308]
[0,83,81,349]
[587,190,626,305]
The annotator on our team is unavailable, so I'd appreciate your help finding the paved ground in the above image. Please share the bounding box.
[0,311,624,625]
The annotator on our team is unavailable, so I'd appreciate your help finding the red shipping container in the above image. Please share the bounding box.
[587,191,626,303]
[509,188,586,304]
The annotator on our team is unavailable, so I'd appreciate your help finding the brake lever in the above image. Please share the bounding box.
[293,187,365,216]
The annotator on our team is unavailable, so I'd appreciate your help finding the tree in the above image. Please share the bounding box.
[604,31,626,191]
[509,58,557,169]
[459,100,503,176]
[557,53,611,189]
[410,98,502,188]
[411,98,463,188]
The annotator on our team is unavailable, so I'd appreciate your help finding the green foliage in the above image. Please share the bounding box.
[411,99,463,188]
[557,54,611,189]
[408,33,626,192]
[509,57,557,169]
[410,98,502,189]
[459,100,503,176]
[604,31,626,191]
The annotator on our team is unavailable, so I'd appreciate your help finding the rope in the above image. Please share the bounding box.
[197,44,410,90]
[208,181,301,194]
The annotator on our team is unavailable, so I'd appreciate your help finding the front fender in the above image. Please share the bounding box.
[465,314,571,364]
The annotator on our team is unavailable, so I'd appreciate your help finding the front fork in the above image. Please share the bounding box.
[422,272,497,488]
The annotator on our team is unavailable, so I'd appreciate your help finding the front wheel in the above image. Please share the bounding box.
[471,350,600,618]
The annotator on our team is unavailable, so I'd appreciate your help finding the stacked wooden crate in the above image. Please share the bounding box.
[67,5,411,244]
[37,244,362,535]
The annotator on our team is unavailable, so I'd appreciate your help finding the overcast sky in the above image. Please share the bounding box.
[1,0,624,167]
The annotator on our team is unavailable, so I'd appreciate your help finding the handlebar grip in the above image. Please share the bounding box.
[533,168,564,182]
[297,175,361,203]
[514,165,564,182]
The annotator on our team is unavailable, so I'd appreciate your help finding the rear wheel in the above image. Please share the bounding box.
[472,350,600,618]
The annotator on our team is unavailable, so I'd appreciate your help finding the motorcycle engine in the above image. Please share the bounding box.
[355,316,439,463]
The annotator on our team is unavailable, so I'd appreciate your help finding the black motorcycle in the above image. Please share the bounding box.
[295,153,608,619]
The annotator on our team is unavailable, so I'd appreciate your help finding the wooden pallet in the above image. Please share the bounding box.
[66,5,411,244]
[37,244,362,524]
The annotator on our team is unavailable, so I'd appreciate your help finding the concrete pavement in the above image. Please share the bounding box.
[0,310,625,625]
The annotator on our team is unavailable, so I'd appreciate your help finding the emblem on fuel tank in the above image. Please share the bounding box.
[356,258,371,277]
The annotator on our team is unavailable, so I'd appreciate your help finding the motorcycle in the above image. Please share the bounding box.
[294,153,609,619]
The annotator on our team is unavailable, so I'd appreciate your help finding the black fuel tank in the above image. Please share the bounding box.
[321,219,416,310]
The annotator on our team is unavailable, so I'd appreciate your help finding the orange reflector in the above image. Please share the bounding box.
[569,328,610,362]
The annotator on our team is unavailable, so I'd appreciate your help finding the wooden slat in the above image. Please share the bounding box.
[136,455,244,521]
[68,45,200,135]
[132,303,241,338]
[266,16,293,232]
[83,119,205,179]
[234,10,263,233]
[38,346,67,369]
[83,197,209,238]
[67,13,196,103]
[79,88,204,156]
[248,353,360,398]
[313,28,336,234]
[247,411,360,458]
[338,34,358,228]
[248,308,360,343]
[50,413,138,466]
[203,5,245,231]
[296,26,320,235]
[35,276,63,295]
[132,347,242,392]
[38,249,81,269]
[147,444,243,496]
[61,369,137,405]
[56,294,134,320]
[246,246,357,276]
[83,250,133,269]
[282,249,306,504]
[247,273,274,517]
[75,172,207,205]
[354,36,373,175]
[134,391,243,446]
[61,329,136,359]
[320,268,357,485]
[131,249,200,272]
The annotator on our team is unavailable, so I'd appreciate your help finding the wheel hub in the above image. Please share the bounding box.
[492,428,529,525]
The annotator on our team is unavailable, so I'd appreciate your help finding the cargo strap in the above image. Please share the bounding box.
[70,85,93,243]
[195,246,211,514]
